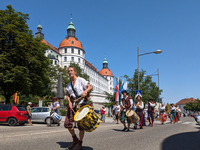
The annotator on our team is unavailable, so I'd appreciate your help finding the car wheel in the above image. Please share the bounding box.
[19,122,25,126]
[8,118,17,126]
[45,117,53,124]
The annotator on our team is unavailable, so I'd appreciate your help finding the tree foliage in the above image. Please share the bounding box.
[0,5,50,103]
[105,69,163,106]
[184,99,200,112]
[165,103,170,114]
[124,69,162,104]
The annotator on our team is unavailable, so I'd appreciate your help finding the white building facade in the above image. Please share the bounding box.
[35,19,114,109]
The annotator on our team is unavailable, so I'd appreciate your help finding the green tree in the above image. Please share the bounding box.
[125,69,162,104]
[0,5,50,103]
[184,99,200,112]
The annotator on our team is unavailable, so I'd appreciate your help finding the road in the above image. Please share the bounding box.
[0,117,199,150]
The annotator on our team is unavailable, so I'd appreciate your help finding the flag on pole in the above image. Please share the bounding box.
[123,81,127,90]
[119,79,124,99]
[115,80,119,102]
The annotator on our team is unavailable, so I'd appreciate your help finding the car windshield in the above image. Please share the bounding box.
[16,106,26,111]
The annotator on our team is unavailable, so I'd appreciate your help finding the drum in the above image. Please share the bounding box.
[51,112,62,122]
[74,105,101,132]
[126,109,140,123]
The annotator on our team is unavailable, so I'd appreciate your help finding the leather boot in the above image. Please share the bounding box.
[67,135,79,149]
[73,141,82,150]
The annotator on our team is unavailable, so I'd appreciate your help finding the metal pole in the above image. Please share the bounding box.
[137,47,139,90]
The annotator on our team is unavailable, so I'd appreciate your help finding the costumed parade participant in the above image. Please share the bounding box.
[175,105,181,122]
[159,103,166,125]
[64,67,92,150]
[134,92,144,129]
[170,104,176,124]
[148,99,155,126]
[120,90,133,131]
[48,97,60,127]
[113,101,121,124]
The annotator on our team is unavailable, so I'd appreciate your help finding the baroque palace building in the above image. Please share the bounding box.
[35,18,114,109]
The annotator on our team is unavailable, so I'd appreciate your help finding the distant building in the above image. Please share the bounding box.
[176,98,196,113]
[35,18,114,109]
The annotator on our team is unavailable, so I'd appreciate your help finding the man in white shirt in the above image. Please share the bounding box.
[120,90,133,132]
[64,67,92,150]
[113,101,120,124]
[148,99,155,126]
[48,97,60,127]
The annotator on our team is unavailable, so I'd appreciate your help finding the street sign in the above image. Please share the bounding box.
[135,90,142,97]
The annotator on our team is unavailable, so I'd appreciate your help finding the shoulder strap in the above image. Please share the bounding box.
[71,81,79,99]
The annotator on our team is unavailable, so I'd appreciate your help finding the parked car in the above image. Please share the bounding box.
[0,104,28,126]
[31,107,61,124]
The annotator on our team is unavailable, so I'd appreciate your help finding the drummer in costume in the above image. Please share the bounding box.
[147,99,155,126]
[64,67,92,150]
[48,97,60,127]
[120,90,133,132]
[134,93,144,129]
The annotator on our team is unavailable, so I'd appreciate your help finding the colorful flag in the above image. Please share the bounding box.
[115,81,119,102]
[13,91,19,104]
[119,83,124,99]
[123,81,127,90]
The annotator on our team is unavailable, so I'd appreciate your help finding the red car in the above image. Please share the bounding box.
[0,105,28,126]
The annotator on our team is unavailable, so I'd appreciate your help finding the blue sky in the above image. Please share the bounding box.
[1,0,200,104]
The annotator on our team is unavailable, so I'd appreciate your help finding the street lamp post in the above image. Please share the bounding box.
[137,47,162,90]
[144,68,160,100]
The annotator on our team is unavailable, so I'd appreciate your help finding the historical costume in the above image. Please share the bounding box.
[48,97,60,126]
[175,106,181,122]
[148,99,155,126]
[170,104,176,124]
[113,101,120,124]
[159,103,166,124]
[64,67,92,150]
[120,90,133,131]
[134,93,144,129]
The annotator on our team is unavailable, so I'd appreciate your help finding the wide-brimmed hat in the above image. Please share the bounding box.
[28,102,32,105]
[121,90,128,95]
[53,97,57,100]
[135,93,142,100]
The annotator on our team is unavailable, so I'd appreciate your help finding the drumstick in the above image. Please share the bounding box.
[73,96,84,102]
[71,108,75,114]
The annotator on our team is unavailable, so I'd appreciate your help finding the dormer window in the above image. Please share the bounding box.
[72,41,74,44]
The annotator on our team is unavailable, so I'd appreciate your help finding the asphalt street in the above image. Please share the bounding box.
[0,117,199,150]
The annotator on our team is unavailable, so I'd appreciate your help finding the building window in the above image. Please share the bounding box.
[55,61,57,65]
[71,48,74,53]
[78,50,80,55]
[65,49,67,53]
[57,55,58,58]
[72,41,74,44]
[78,58,80,63]
[71,57,74,62]
[64,57,67,62]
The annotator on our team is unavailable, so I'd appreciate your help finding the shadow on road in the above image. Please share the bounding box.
[161,127,200,150]
[57,142,93,150]
[112,129,135,132]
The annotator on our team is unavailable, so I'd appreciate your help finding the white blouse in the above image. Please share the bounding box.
[66,77,88,106]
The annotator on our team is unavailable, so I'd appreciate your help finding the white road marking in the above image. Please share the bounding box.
[182,122,191,124]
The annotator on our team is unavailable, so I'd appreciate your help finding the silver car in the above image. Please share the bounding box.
[31,107,61,124]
